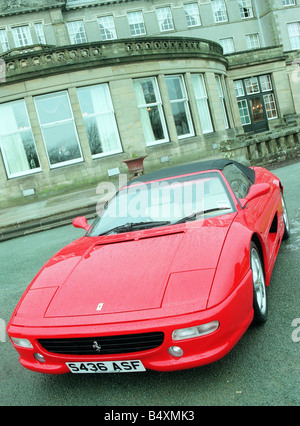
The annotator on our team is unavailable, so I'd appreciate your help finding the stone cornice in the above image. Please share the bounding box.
[0,37,227,85]
[0,0,66,16]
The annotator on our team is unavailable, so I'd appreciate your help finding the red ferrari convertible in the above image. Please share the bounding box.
[7,159,290,374]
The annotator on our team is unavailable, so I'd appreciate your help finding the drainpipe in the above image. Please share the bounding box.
[253,0,266,48]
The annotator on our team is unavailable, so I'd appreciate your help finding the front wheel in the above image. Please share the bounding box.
[251,242,268,325]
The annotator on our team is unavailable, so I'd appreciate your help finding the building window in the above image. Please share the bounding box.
[0,100,41,178]
[98,16,117,40]
[238,0,254,19]
[156,7,174,32]
[191,74,214,134]
[263,94,278,119]
[237,99,251,125]
[165,75,194,139]
[12,26,32,47]
[282,0,295,6]
[215,75,229,129]
[246,33,261,49]
[211,0,228,23]
[34,23,46,44]
[0,29,9,52]
[245,77,260,94]
[77,84,122,157]
[259,75,272,92]
[127,11,146,36]
[287,22,300,50]
[234,74,278,132]
[219,37,235,54]
[234,80,245,97]
[34,91,83,168]
[67,21,87,44]
[133,77,169,146]
[184,3,201,27]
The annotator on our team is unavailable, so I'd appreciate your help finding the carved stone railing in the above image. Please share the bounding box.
[0,37,226,84]
[0,0,66,15]
[220,125,300,166]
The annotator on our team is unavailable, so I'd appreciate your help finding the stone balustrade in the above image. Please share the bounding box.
[220,125,300,166]
[0,37,226,84]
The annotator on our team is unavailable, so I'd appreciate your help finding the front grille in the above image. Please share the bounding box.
[38,332,164,356]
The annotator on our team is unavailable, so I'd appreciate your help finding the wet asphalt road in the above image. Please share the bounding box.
[0,162,299,407]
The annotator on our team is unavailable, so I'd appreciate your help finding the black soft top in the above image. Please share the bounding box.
[130,159,255,185]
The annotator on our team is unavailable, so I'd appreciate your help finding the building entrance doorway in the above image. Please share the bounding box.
[234,75,278,134]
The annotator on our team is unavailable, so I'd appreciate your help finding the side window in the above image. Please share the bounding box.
[223,164,252,199]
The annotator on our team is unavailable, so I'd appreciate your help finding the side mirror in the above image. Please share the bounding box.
[72,216,91,232]
[240,183,271,208]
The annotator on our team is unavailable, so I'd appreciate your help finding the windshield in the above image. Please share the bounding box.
[88,172,235,236]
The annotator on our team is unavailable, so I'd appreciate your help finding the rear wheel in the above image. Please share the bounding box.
[281,192,290,240]
[251,242,268,325]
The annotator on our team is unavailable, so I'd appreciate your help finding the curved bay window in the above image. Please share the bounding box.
[0,100,41,178]
[34,91,83,168]
[77,84,123,158]
[133,77,169,146]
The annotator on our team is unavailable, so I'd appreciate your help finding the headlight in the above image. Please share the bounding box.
[172,321,219,341]
[11,337,33,349]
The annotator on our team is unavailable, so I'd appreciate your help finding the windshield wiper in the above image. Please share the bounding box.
[174,207,231,224]
[98,220,171,236]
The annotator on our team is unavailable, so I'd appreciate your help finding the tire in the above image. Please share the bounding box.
[281,192,290,240]
[251,242,268,325]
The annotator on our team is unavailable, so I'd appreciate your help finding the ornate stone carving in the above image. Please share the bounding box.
[0,0,65,13]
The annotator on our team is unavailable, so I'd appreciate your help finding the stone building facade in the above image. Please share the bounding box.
[0,0,299,205]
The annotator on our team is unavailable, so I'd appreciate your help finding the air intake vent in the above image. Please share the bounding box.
[38,332,164,356]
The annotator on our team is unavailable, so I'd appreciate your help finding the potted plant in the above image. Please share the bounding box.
[121,153,148,178]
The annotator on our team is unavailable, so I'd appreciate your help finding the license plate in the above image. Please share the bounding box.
[66,360,146,374]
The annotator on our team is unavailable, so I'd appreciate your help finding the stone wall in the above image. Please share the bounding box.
[220,125,300,166]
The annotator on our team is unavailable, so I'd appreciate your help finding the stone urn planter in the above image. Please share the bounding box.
[121,155,148,179]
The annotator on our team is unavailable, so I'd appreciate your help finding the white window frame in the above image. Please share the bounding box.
[238,0,254,19]
[77,84,123,158]
[191,73,214,134]
[211,0,228,23]
[234,80,245,97]
[34,23,46,44]
[287,22,300,50]
[184,3,201,28]
[215,75,229,129]
[237,99,251,125]
[0,100,41,179]
[156,7,175,32]
[34,91,83,169]
[245,77,260,95]
[0,29,9,52]
[263,94,278,120]
[67,20,87,45]
[127,11,146,36]
[12,25,33,47]
[245,33,261,49]
[219,37,235,54]
[97,15,117,40]
[282,0,295,6]
[165,75,194,139]
[133,77,169,147]
[259,75,273,92]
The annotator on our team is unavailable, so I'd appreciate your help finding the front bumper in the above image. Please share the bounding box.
[8,271,253,374]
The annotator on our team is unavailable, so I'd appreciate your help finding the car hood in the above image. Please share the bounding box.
[13,215,235,327]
